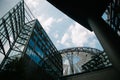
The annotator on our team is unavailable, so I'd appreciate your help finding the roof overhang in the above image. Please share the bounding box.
[47,0,111,31]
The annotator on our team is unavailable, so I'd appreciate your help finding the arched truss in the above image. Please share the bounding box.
[59,47,103,75]
[59,47,103,55]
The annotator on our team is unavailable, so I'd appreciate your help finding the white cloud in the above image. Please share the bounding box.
[88,38,97,47]
[54,33,59,39]
[37,16,55,33]
[37,15,64,33]
[56,18,63,23]
[59,22,99,48]
[25,0,44,8]
[61,33,69,44]
[37,15,44,22]
[25,0,64,34]
[70,22,94,46]
[60,33,72,47]
[43,17,55,27]
[42,17,55,33]
[25,0,102,50]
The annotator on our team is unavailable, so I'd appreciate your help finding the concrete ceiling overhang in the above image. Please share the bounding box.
[47,0,111,31]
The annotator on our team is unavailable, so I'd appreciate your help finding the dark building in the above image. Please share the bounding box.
[0,0,62,80]
[81,52,112,72]
[26,19,63,77]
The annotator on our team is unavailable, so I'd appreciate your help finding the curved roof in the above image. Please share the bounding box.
[59,47,103,75]
[59,47,103,55]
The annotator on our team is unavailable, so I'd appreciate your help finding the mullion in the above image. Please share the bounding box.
[16,5,20,34]
[9,13,16,41]
[0,39,5,55]
[2,19,11,47]
[13,8,18,36]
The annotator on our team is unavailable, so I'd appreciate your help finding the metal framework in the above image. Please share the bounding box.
[25,20,63,78]
[103,0,120,36]
[0,1,62,79]
[82,52,112,72]
[0,0,35,69]
[59,47,103,75]
[59,47,103,55]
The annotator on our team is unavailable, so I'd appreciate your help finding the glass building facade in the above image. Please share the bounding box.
[26,19,62,77]
[102,0,120,36]
[0,0,62,80]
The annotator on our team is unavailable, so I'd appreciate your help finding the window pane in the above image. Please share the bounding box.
[35,45,44,58]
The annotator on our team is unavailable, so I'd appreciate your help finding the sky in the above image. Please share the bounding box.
[0,0,103,64]
[25,0,103,51]
[0,0,20,18]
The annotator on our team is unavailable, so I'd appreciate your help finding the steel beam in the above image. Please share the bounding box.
[88,16,120,71]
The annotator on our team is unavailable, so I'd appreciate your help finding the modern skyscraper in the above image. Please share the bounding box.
[0,0,62,80]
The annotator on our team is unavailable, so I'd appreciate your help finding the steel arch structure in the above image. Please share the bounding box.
[59,47,103,55]
[59,47,103,75]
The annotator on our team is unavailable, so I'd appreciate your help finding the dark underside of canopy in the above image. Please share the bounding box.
[47,0,110,31]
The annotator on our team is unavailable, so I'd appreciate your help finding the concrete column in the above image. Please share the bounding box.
[88,16,120,71]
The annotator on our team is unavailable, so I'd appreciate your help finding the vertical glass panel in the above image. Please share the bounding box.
[29,39,34,48]
[0,54,4,64]
[35,45,44,58]
[26,47,41,64]
[34,29,37,34]
[9,50,20,56]
[4,40,10,54]
[34,35,38,42]
[9,35,14,43]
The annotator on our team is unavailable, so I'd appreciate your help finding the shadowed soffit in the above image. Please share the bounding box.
[47,0,110,31]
